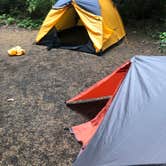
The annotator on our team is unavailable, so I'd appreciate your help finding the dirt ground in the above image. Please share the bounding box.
[0,23,164,166]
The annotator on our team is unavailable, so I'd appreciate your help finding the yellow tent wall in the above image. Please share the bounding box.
[36,8,68,42]
[99,0,126,51]
[72,3,103,52]
[36,0,126,53]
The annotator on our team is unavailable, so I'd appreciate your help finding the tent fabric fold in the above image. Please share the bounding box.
[36,8,67,42]
[67,56,166,165]
[67,61,130,147]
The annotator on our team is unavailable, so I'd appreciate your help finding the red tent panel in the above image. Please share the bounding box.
[67,61,131,147]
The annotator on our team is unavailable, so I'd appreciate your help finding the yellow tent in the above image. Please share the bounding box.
[36,0,126,55]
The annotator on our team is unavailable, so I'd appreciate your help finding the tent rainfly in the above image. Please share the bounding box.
[36,0,126,55]
[66,56,166,165]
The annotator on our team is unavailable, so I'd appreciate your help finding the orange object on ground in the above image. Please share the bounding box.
[8,46,25,56]
[66,61,131,148]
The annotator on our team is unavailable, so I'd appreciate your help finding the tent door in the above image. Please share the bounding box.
[37,6,96,54]
[57,26,90,47]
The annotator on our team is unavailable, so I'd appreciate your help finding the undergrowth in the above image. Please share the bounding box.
[0,14,42,29]
[146,22,166,53]
[159,32,166,53]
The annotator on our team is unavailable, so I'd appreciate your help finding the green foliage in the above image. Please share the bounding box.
[0,0,26,15]
[0,14,16,25]
[27,0,38,13]
[0,0,55,18]
[26,0,54,18]
[159,32,166,53]
[0,14,42,29]
[0,0,165,20]
[17,18,42,29]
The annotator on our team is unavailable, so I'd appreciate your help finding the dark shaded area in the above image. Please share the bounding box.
[114,0,166,20]
[0,0,53,19]
[0,0,165,21]
[66,96,110,119]
[0,0,26,14]
[37,28,61,49]
[58,26,90,46]
[37,26,96,54]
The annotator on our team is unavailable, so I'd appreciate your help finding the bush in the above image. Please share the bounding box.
[0,14,42,29]
[17,17,42,29]
[159,32,166,53]
[0,0,165,20]
[0,14,16,25]
[114,0,166,20]
[26,0,54,18]
[0,0,26,15]
[0,0,54,18]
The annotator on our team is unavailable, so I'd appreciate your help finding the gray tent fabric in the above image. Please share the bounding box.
[53,0,101,15]
[75,0,101,15]
[53,0,71,8]
[74,56,166,166]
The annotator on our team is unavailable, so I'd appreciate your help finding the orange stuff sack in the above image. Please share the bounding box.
[8,46,25,56]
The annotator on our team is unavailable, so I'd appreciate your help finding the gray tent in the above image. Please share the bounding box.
[72,56,166,166]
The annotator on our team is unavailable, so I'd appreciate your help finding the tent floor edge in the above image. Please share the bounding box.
[36,27,96,54]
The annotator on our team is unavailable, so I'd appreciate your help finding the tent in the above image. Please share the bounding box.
[36,0,126,55]
[66,56,166,165]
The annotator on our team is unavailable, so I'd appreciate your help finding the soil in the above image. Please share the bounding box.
[0,23,164,166]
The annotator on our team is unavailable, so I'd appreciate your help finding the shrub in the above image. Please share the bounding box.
[159,32,166,53]
[26,0,55,18]
[0,0,165,20]
[0,0,54,18]
[114,0,165,20]
[0,14,42,29]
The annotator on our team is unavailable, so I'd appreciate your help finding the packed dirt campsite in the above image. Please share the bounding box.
[0,0,166,165]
